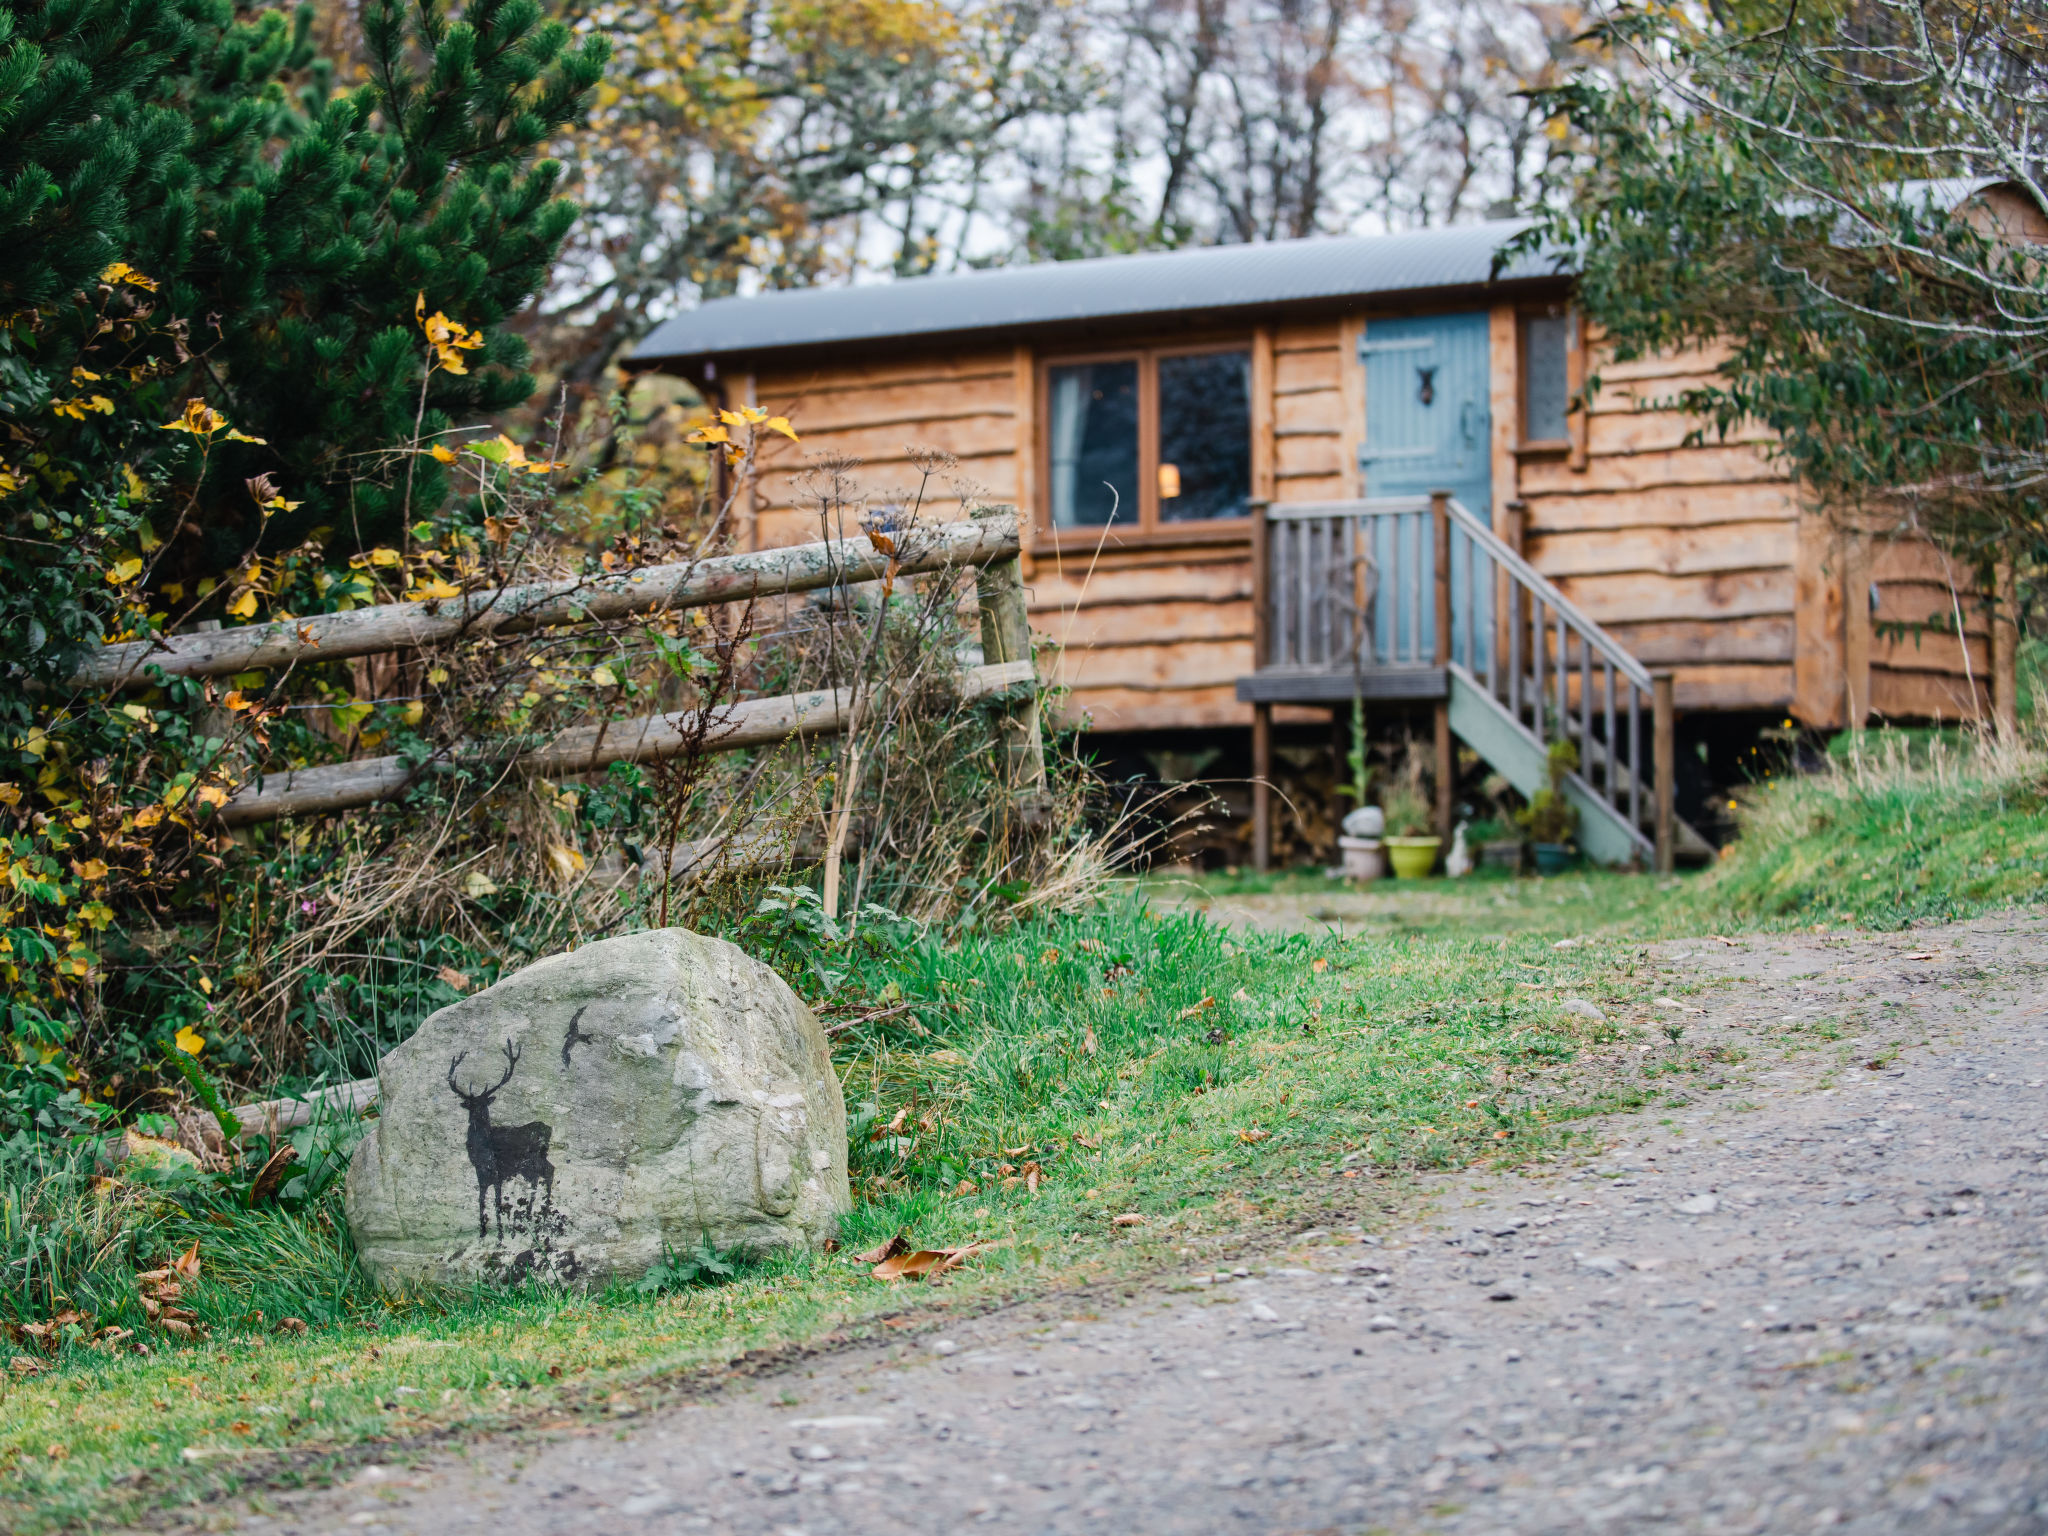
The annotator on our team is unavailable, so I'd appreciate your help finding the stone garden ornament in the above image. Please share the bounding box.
[345,928,850,1290]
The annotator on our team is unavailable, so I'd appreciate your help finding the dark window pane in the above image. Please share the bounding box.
[1048,361,1139,527]
[1157,350,1251,521]
[1523,312,1571,443]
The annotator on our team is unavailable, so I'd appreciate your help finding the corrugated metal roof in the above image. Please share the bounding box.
[631,218,1566,366]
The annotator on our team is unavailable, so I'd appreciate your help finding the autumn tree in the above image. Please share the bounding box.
[1528,0,2048,604]
[0,0,605,1130]
[533,0,1081,395]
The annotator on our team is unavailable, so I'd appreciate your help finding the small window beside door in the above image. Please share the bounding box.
[1046,345,1252,534]
[1521,309,1574,447]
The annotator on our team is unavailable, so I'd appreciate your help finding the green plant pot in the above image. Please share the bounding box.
[1480,839,1524,873]
[1532,841,1577,875]
[1385,836,1441,879]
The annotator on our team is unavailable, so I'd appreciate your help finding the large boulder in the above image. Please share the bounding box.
[344,928,848,1290]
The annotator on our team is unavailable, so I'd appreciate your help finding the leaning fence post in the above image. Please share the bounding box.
[1652,671,1675,875]
[975,551,1048,822]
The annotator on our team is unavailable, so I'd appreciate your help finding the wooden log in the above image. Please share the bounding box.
[213,659,1034,827]
[231,1077,379,1139]
[76,513,1020,689]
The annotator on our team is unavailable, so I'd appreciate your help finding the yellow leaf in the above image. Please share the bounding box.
[71,367,101,383]
[72,859,108,880]
[101,262,158,291]
[225,589,258,619]
[400,700,424,727]
[545,844,585,879]
[463,871,499,899]
[223,690,250,712]
[174,1025,205,1054]
[120,704,150,723]
[225,428,267,444]
[428,443,458,463]
[0,784,18,807]
[763,416,799,441]
[194,785,228,809]
[369,546,404,566]
[415,292,484,373]
[427,665,450,684]
[132,805,163,828]
[160,398,229,436]
[105,556,144,584]
[687,424,731,446]
[591,665,618,688]
[407,576,462,601]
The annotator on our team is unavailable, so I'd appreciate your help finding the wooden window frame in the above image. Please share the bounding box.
[1035,335,1258,552]
[1514,302,1576,457]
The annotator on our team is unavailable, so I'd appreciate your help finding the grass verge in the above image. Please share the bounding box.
[7,719,2045,1531]
[4,896,1709,1533]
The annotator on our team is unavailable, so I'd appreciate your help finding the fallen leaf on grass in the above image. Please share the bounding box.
[8,1356,46,1378]
[172,1239,201,1279]
[1654,997,1705,1015]
[1081,1027,1098,1056]
[275,1317,308,1336]
[852,1234,910,1265]
[1238,1127,1269,1144]
[1111,1213,1146,1227]
[247,1142,296,1206]
[872,1241,1004,1282]
[1177,995,1217,1020]
[1310,957,1328,974]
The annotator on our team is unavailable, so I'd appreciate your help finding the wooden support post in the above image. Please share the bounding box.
[1843,535,1873,730]
[975,556,1048,820]
[738,372,760,551]
[1432,491,1454,836]
[1652,671,1676,875]
[1250,499,1273,872]
[1993,561,2020,740]
[1252,702,1273,872]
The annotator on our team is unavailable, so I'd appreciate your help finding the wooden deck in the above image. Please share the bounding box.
[1243,495,1690,870]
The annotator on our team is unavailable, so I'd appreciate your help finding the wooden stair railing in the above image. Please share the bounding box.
[1250,494,1678,871]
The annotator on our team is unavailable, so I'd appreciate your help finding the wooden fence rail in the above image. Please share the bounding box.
[213,659,1035,827]
[73,512,1020,689]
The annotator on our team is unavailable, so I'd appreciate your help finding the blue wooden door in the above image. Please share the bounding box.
[1358,312,1492,670]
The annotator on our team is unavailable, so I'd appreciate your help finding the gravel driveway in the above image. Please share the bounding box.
[242,914,2048,1536]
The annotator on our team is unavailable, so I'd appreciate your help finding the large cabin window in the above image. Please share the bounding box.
[1521,307,1574,447]
[1044,343,1253,536]
[1047,361,1139,527]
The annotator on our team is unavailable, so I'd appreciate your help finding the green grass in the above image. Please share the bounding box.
[2,898,1690,1532]
[1674,732,2048,931]
[5,721,2046,1531]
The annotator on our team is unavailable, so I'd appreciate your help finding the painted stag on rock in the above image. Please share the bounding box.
[447,1040,556,1238]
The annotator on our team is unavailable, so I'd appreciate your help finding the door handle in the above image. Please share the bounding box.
[1459,400,1490,447]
